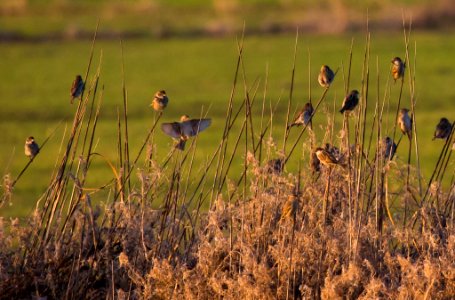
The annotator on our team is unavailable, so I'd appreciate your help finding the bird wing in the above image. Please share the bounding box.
[185,119,211,137]
[161,122,182,139]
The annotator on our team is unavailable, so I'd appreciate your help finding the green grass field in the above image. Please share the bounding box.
[1,31,454,217]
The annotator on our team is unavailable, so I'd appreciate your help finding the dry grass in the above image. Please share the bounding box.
[0,22,454,300]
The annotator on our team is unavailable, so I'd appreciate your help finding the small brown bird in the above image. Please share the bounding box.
[339,90,359,114]
[318,65,336,88]
[433,118,452,140]
[151,90,169,111]
[70,75,85,104]
[161,115,211,150]
[281,195,299,221]
[391,57,405,82]
[267,158,284,174]
[398,108,412,140]
[382,136,397,160]
[24,136,39,159]
[315,147,340,167]
[288,102,314,129]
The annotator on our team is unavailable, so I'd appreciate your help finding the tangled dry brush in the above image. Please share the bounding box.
[1,27,455,299]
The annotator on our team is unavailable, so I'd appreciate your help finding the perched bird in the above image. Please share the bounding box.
[391,57,405,82]
[281,195,299,222]
[288,102,314,129]
[161,115,211,150]
[315,147,340,167]
[24,136,39,160]
[339,90,359,114]
[70,75,85,104]
[398,108,412,140]
[318,65,336,88]
[151,90,169,112]
[267,158,284,174]
[433,117,452,140]
[382,136,397,160]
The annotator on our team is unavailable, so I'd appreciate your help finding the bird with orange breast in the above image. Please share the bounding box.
[151,90,169,112]
[391,57,405,82]
[161,115,211,150]
[318,65,336,88]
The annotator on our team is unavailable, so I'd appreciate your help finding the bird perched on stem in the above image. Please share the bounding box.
[318,65,335,88]
[24,136,39,160]
[266,158,284,174]
[339,90,359,114]
[382,136,397,160]
[281,194,299,222]
[70,75,85,104]
[161,115,211,150]
[391,57,405,82]
[315,147,341,167]
[433,118,452,140]
[151,90,169,112]
[287,102,314,129]
[398,108,412,140]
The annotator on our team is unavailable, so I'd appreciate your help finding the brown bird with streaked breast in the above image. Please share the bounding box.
[161,115,211,150]
[339,90,359,114]
[24,136,39,160]
[433,117,452,140]
[315,147,340,167]
[151,90,169,112]
[281,194,299,222]
[391,57,405,82]
[398,108,412,140]
[318,65,336,88]
[287,102,314,129]
[70,75,85,104]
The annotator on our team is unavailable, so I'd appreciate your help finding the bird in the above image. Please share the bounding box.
[433,118,452,140]
[391,57,405,82]
[161,115,211,150]
[314,147,340,167]
[398,108,412,140]
[151,90,169,112]
[382,136,397,160]
[24,136,39,160]
[70,75,85,104]
[339,90,359,114]
[281,194,299,222]
[267,158,284,174]
[287,102,314,129]
[318,65,336,88]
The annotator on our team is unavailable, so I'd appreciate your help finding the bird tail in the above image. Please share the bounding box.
[175,139,186,151]
[339,108,345,114]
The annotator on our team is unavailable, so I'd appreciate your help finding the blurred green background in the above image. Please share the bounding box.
[1,0,454,218]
